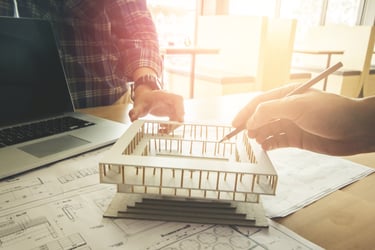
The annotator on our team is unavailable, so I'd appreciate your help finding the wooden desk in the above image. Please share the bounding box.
[81,93,375,250]
[160,47,219,98]
[293,49,344,90]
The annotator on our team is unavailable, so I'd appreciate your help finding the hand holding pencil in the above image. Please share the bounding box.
[220,62,343,142]
[224,61,375,156]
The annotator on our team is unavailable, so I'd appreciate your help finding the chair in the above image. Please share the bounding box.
[257,18,309,91]
[362,28,375,97]
[293,25,375,97]
[165,16,307,98]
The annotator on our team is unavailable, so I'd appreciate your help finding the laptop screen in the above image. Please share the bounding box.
[0,17,74,127]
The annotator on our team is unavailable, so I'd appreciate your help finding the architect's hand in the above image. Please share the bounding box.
[232,84,375,156]
[128,85,185,124]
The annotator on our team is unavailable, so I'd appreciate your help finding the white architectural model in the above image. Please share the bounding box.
[99,120,277,227]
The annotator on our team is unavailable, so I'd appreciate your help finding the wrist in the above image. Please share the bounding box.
[131,74,161,101]
[135,74,161,90]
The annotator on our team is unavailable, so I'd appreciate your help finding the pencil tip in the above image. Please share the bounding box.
[218,137,226,143]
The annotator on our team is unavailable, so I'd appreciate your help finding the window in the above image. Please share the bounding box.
[325,0,362,25]
[147,0,196,47]
[280,0,323,27]
[228,0,276,17]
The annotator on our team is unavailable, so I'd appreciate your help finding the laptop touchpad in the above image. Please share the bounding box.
[19,135,90,158]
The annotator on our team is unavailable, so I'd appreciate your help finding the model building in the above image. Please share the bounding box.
[99,120,277,227]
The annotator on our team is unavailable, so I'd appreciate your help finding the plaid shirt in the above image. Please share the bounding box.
[0,0,162,108]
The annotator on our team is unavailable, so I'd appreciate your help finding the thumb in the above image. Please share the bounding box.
[128,107,139,122]
[128,104,148,122]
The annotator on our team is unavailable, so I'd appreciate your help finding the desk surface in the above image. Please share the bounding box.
[80,93,375,250]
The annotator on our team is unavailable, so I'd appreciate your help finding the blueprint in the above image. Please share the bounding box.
[0,147,324,250]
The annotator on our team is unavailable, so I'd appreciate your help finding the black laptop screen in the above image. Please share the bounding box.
[0,17,74,126]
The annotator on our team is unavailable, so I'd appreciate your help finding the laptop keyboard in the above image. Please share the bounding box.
[0,116,95,148]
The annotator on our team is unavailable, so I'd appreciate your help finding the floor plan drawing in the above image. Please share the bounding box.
[0,213,56,248]
[0,143,324,250]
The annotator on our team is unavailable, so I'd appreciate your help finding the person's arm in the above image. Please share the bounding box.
[354,96,375,152]
[106,0,184,122]
[232,84,375,156]
[106,0,162,79]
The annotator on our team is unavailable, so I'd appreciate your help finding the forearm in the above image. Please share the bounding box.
[355,96,375,152]
[106,0,162,78]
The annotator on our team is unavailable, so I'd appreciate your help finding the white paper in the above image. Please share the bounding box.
[262,148,375,218]
[0,147,324,250]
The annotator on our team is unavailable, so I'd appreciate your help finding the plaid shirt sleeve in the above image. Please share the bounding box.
[105,0,162,78]
[1,0,162,108]
[67,0,162,77]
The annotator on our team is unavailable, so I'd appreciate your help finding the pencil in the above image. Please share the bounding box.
[218,61,343,143]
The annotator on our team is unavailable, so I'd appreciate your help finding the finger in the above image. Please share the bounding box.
[158,123,182,134]
[249,119,298,144]
[149,95,185,122]
[249,119,304,150]
[128,106,147,122]
[260,129,360,156]
[157,100,184,134]
[232,84,299,128]
[128,108,138,122]
[261,133,290,150]
[247,96,303,130]
[167,96,185,122]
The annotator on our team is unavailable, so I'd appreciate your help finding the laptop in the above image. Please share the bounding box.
[0,17,128,179]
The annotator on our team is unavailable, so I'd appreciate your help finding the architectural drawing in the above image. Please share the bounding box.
[99,120,278,227]
[0,214,56,248]
[0,142,324,249]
